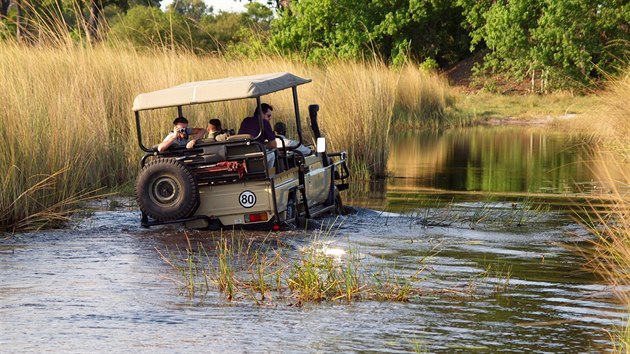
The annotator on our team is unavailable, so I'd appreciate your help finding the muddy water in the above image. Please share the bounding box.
[1,125,625,352]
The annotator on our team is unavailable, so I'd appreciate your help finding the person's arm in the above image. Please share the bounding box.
[186,128,206,149]
[157,132,176,152]
[263,120,276,149]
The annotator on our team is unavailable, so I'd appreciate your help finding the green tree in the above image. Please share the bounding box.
[459,0,630,90]
[198,1,273,54]
[269,0,469,66]
[108,5,197,50]
[197,11,241,52]
[166,0,208,23]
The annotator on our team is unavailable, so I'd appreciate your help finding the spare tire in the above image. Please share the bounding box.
[136,158,199,221]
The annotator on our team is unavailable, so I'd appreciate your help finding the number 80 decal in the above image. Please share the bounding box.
[239,191,256,208]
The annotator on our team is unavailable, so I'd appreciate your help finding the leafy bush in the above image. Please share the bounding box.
[458,0,630,91]
[269,0,470,66]
[108,5,197,50]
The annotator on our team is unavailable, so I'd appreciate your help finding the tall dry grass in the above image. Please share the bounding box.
[0,42,452,231]
[579,68,630,351]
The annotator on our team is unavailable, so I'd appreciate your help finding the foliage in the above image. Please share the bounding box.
[269,0,470,66]
[107,2,273,54]
[2,0,627,91]
[458,0,630,91]
[199,2,273,55]
[108,5,198,50]
[166,0,209,23]
[0,0,160,43]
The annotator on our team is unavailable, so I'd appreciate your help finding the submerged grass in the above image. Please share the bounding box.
[1,41,453,231]
[157,219,516,305]
[158,231,416,305]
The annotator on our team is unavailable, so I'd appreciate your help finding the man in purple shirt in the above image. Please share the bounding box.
[238,103,277,167]
[238,103,277,148]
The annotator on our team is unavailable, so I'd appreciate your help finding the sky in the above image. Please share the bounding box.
[205,0,248,12]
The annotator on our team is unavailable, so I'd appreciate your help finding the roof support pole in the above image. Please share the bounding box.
[255,97,263,141]
[292,87,303,144]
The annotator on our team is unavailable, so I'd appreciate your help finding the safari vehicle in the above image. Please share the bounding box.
[132,72,350,230]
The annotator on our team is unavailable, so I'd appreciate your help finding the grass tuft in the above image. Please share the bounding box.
[577,66,630,352]
[157,223,515,306]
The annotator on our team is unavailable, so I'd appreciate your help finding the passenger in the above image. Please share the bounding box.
[274,122,312,156]
[157,117,206,152]
[238,103,276,167]
[207,118,228,142]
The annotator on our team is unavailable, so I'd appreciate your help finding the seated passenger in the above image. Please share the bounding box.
[238,103,276,167]
[207,118,229,142]
[274,122,312,156]
[157,117,206,152]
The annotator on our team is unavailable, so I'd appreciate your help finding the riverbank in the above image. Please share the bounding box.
[449,87,602,127]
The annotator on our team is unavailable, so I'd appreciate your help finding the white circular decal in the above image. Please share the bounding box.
[239,191,256,208]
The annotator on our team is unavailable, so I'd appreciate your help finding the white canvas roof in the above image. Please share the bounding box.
[132,72,311,111]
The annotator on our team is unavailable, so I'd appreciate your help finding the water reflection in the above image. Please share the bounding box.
[388,126,596,194]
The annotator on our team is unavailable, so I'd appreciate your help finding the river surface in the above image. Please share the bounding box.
[1,125,625,353]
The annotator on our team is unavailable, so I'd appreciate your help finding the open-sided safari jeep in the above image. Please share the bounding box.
[132,72,349,230]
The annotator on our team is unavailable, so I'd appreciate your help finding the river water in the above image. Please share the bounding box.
[1,125,625,352]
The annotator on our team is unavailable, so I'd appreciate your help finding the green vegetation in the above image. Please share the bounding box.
[458,0,629,91]
[108,1,272,55]
[453,91,597,123]
[1,0,627,90]
[156,226,516,305]
[269,0,469,66]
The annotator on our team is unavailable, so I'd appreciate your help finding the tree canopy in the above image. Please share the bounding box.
[458,0,630,90]
[269,0,470,67]
[1,0,628,90]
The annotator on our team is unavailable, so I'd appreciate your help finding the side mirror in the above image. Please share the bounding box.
[316,137,326,153]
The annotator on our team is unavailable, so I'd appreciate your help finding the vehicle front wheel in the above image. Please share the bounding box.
[136,158,199,221]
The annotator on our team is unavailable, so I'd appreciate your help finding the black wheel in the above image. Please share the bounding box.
[136,158,199,221]
[284,189,298,226]
[334,189,345,215]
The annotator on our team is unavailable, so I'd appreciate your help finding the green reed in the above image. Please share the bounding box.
[156,223,526,306]
[156,235,212,299]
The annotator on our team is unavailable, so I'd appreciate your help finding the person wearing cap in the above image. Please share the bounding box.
[157,117,205,152]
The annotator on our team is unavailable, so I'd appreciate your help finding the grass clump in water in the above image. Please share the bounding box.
[157,226,441,305]
[157,219,517,306]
